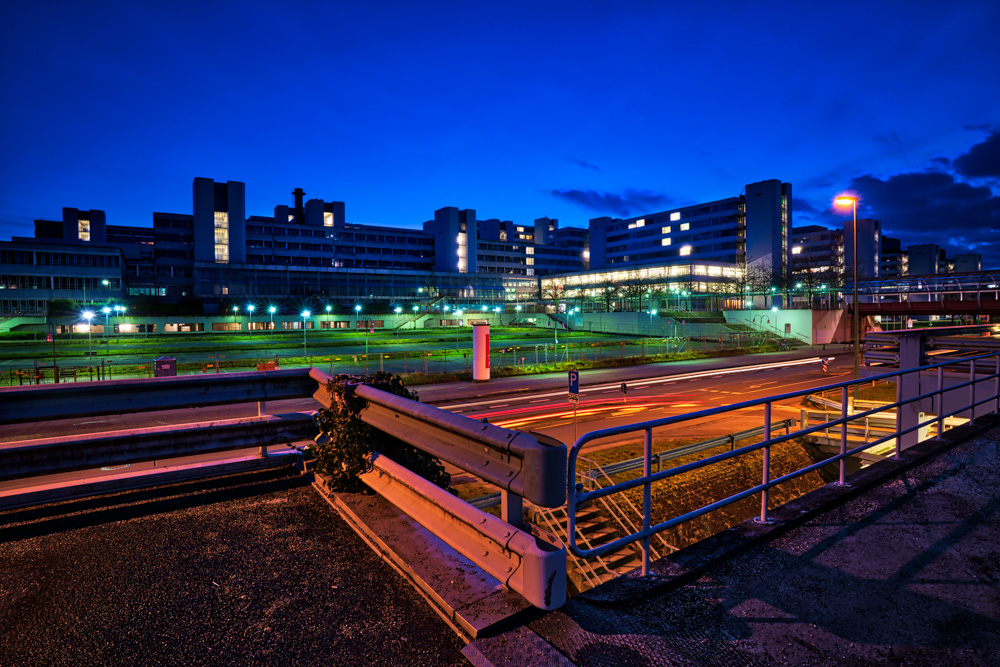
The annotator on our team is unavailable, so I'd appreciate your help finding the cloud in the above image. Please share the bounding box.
[567,156,601,172]
[847,170,1000,268]
[793,198,820,214]
[931,156,950,166]
[953,131,1000,178]
[549,188,673,218]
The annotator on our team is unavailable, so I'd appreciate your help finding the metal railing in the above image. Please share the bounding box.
[567,349,1000,576]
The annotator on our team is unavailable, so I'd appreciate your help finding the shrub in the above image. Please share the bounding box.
[312,371,452,493]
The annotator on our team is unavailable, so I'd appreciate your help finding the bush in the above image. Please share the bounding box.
[312,371,452,493]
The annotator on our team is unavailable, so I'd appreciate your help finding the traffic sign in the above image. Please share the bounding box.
[568,393,580,404]
[568,370,579,394]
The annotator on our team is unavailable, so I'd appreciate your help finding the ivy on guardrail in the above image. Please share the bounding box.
[312,371,453,493]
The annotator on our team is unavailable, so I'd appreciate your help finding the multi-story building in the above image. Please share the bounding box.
[791,225,843,278]
[587,179,791,281]
[880,236,907,277]
[843,218,881,282]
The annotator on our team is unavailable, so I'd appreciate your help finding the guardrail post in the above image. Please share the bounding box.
[937,366,944,437]
[836,386,850,487]
[501,490,524,529]
[642,427,652,576]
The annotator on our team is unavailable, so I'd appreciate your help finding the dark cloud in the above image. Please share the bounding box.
[849,170,1000,268]
[953,131,1000,178]
[793,198,820,214]
[963,124,994,132]
[567,156,601,172]
[931,156,950,166]
[549,188,673,217]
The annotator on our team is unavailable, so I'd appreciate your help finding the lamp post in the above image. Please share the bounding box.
[82,310,94,369]
[268,305,276,340]
[301,310,311,360]
[102,306,111,344]
[354,304,362,330]
[247,304,255,338]
[232,305,238,330]
[835,194,860,403]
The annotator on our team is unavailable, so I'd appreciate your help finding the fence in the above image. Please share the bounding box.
[566,349,1000,576]
[1,337,781,386]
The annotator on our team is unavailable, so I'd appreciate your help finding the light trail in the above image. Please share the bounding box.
[440,357,822,410]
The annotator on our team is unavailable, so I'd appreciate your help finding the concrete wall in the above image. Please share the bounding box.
[724,309,814,343]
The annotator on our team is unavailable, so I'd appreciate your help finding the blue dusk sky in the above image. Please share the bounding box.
[2,1,999,265]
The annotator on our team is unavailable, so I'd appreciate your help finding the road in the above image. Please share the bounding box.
[438,355,852,446]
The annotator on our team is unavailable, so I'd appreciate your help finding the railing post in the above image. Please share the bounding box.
[756,402,774,524]
[642,427,652,576]
[894,370,903,460]
[969,358,976,420]
[937,365,945,437]
[836,385,850,486]
[994,355,1000,414]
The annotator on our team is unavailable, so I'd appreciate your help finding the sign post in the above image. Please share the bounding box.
[568,370,580,440]
[621,382,628,404]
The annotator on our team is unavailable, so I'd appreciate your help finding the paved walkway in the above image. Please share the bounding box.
[518,420,1000,666]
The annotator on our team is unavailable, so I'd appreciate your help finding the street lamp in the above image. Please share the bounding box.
[268,305,277,340]
[301,310,311,359]
[247,304,255,338]
[354,304,362,330]
[82,310,94,368]
[102,306,111,343]
[835,194,861,400]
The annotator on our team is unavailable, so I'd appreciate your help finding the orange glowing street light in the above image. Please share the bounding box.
[835,194,861,410]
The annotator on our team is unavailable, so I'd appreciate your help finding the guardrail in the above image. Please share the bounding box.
[309,369,568,609]
[0,414,314,482]
[566,350,1000,575]
[0,369,317,424]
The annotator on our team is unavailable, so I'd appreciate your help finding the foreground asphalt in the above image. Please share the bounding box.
[0,467,466,667]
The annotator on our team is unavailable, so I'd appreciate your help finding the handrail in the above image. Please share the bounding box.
[567,349,1000,575]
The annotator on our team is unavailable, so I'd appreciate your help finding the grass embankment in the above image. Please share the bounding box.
[588,435,824,550]
[452,433,828,544]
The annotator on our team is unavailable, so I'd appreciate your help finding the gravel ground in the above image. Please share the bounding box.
[0,467,467,666]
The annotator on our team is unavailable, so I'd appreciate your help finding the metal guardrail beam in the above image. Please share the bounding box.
[357,451,566,610]
[355,384,566,508]
[0,413,314,482]
[0,369,318,425]
[308,369,566,508]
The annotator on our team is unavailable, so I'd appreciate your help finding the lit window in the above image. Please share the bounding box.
[324,212,333,227]
[526,258,534,265]
[661,226,671,234]
[661,238,671,246]
[78,219,91,242]
[670,212,680,222]
[679,245,692,256]
[791,246,802,255]
[525,247,534,255]
[635,219,645,227]
[680,222,690,231]
[214,212,229,263]
[516,227,524,232]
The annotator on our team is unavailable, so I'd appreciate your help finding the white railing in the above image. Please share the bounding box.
[566,350,1000,575]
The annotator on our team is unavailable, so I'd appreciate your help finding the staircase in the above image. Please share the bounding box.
[529,454,677,595]
[530,500,646,595]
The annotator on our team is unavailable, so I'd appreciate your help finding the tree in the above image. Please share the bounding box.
[312,371,452,493]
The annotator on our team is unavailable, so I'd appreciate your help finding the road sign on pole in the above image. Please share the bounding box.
[568,370,579,394]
